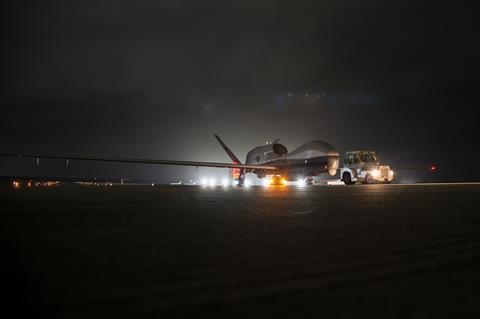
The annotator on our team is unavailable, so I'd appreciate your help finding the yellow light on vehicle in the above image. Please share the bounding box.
[371,169,380,178]
[389,170,394,176]
[281,178,288,185]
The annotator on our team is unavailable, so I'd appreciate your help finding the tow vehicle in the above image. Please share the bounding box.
[340,151,394,185]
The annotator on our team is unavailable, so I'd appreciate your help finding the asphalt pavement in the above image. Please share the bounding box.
[2,183,480,318]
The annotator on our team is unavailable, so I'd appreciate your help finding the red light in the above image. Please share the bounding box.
[430,165,437,172]
[232,168,241,179]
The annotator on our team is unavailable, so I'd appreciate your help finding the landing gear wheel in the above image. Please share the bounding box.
[343,172,354,185]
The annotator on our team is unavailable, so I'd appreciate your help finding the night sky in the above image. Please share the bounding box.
[1,1,478,182]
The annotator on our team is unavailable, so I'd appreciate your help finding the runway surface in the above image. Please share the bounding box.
[2,183,480,318]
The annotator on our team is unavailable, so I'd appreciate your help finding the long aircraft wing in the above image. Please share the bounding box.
[0,153,276,170]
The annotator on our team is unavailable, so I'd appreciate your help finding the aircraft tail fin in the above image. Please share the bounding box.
[214,134,244,183]
[214,134,242,164]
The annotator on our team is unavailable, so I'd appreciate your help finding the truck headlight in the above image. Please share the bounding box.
[389,170,394,176]
[371,169,380,178]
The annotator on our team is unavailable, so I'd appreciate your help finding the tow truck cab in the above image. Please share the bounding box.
[340,151,394,185]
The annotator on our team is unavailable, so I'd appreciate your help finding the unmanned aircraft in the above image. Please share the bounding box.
[1,134,340,185]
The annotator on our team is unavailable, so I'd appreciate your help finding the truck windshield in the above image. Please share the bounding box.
[359,153,377,162]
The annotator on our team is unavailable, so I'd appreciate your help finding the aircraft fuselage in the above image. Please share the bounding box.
[245,140,340,181]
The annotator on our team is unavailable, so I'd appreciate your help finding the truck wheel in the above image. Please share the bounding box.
[364,174,373,184]
[343,172,354,185]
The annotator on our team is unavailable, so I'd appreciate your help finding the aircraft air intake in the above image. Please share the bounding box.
[272,143,288,155]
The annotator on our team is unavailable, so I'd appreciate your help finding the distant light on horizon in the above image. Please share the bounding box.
[209,178,216,187]
[222,178,229,187]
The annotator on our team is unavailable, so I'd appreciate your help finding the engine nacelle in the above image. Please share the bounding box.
[245,143,288,165]
[272,143,288,156]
